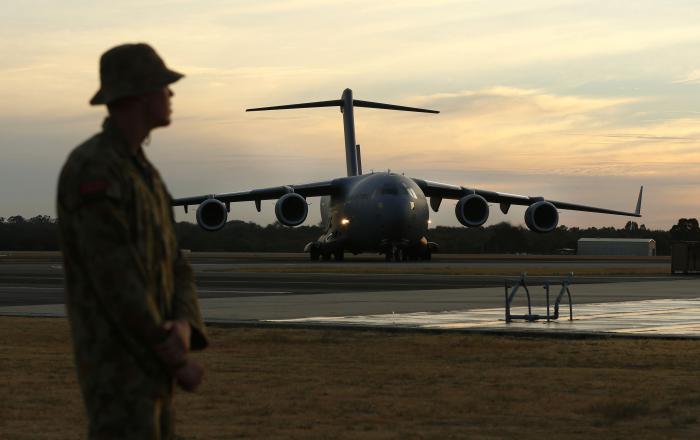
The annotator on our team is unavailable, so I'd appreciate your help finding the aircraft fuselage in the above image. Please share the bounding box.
[312,172,430,258]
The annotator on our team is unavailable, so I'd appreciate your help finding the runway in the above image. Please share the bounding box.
[0,251,674,307]
[2,252,699,338]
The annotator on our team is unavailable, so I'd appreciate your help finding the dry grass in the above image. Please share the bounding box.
[2,317,700,439]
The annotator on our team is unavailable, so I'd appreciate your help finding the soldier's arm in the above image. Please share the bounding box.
[171,248,209,350]
[68,174,169,359]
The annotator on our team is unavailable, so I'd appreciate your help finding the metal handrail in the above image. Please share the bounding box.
[505,272,574,322]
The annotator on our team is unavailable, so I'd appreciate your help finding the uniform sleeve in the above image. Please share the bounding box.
[172,250,209,350]
[69,175,168,357]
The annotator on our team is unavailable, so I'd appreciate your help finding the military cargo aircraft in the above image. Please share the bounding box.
[172,89,643,261]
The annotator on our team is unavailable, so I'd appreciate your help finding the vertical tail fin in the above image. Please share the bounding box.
[356,144,362,175]
[246,88,439,177]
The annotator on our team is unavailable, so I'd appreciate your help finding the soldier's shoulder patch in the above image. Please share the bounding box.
[79,180,109,196]
[76,176,122,205]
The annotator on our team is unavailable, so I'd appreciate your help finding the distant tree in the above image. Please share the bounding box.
[0,213,676,254]
[28,215,53,224]
[669,218,700,242]
[625,221,639,232]
[0,217,4,223]
[485,222,527,253]
[0,214,58,250]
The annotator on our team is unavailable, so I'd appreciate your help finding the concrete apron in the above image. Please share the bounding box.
[2,279,700,339]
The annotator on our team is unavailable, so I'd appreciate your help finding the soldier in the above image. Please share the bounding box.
[56,43,208,440]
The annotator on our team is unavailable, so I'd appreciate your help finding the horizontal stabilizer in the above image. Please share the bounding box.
[246,98,438,114]
[246,89,439,177]
[247,100,341,112]
[353,100,439,114]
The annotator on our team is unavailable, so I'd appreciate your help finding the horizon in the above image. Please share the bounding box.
[0,212,677,232]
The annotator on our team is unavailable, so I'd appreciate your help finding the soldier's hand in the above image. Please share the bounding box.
[175,359,204,392]
[165,320,191,351]
[155,320,191,369]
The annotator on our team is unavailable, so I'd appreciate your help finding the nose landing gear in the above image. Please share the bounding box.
[384,246,407,262]
[384,245,431,262]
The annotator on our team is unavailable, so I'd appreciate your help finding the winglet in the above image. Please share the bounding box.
[635,185,643,216]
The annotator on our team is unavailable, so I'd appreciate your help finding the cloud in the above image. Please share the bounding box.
[346,86,700,191]
[413,86,633,115]
[360,86,634,169]
[3,1,700,230]
[673,69,700,84]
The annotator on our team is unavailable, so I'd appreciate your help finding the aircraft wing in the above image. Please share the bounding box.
[412,179,643,217]
[172,179,338,211]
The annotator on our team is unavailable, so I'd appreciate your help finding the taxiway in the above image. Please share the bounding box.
[2,252,698,338]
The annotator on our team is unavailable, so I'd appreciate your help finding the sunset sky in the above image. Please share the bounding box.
[2,0,700,229]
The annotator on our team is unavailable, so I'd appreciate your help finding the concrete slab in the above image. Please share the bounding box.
[272,298,700,338]
[2,279,699,338]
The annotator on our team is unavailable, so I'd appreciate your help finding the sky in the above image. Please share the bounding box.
[2,0,700,229]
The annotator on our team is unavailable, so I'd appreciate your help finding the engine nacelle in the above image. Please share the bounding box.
[455,194,489,227]
[196,198,228,232]
[524,201,559,233]
[275,193,308,227]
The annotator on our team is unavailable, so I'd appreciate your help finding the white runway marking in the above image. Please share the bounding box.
[197,290,291,295]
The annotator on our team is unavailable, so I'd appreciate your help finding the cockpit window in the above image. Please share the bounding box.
[403,184,418,200]
[380,185,399,195]
[372,183,419,198]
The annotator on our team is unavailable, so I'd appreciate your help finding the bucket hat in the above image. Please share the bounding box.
[90,43,183,105]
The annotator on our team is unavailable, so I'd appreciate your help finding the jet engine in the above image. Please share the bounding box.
[275,193,308,227]
[196,198,228,232]
[524,201,559,233]
[455,194,489,227]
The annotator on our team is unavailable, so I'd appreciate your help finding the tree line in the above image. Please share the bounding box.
[2,215,699,255]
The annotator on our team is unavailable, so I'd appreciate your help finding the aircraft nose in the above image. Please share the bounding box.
[380,196,414,236]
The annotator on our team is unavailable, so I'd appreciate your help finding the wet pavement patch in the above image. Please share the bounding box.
[270,298,700,338]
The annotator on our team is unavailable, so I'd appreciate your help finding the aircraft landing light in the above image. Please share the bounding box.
[341,218,350,225]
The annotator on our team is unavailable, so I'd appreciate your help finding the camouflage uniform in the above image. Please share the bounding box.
[56,44,207,440]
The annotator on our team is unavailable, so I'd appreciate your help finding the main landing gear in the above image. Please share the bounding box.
[384,247,431,262]
[309,248,344,261]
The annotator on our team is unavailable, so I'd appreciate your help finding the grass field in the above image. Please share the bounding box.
[2,317,700,439]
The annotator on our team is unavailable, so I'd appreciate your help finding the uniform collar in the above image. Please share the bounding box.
[101,117,141,158]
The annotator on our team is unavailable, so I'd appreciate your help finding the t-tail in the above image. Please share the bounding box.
[246,88,439,177]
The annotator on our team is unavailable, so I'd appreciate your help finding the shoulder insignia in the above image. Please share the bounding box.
[79,180,109,196]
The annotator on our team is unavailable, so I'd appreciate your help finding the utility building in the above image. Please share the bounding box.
[577,238,656,256]
[671,242,700,274]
